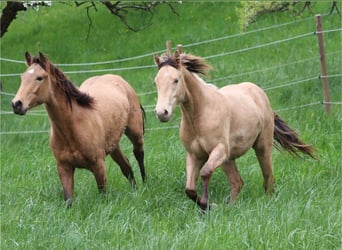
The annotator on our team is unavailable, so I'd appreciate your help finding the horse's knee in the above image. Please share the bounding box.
[200,167,213,180]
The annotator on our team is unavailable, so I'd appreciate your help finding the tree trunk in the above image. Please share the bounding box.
[0,2,26,38]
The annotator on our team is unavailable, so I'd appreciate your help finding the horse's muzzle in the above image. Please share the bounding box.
[155,108,171,122]
[12,100,27,115]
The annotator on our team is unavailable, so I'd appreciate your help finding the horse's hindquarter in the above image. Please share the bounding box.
[220,82,273,158]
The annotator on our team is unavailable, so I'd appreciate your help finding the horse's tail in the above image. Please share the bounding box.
[140,104,146,134]
[273,112,316,159]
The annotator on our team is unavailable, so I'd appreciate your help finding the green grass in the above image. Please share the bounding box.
[1,2,341,249]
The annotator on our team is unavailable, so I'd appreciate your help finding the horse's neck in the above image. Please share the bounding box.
[45,92,79,141]
[181,69,207,119]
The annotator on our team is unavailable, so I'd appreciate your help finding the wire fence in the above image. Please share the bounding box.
[1,14,341,136]
[0,16,317,67]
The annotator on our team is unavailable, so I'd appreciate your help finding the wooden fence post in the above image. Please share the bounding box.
[315,14,331,113]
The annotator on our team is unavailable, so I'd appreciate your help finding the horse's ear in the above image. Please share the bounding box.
[177,44,183,54]
[174,50,181,65]
[166,40,172,57]
[25,51,32,66]
[39,52,50,69]
[153,54,160,67]
[38,52,46,63]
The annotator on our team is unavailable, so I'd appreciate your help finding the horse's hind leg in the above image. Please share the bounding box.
[125,127,146,182]
[221,160,244,203]
[110,147,136,187]
[253,133,275,195]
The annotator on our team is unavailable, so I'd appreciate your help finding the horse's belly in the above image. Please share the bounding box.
[229,145,252,159]
[229,134,258,159]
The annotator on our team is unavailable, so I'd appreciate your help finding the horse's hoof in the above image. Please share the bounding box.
[65,198,73,208]
[225,195,232,204]
[210,203,218,209]
[199,202,218,215]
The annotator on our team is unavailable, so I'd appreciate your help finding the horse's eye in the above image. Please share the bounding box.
[174,79,179,84]
[36,76,43,81]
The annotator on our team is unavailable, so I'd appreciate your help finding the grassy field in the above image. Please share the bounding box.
[1,2,341,249]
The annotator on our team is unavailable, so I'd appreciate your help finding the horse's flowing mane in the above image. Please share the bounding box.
[158,53,212,76]
[32,55,94,109]
[180,54,213,76]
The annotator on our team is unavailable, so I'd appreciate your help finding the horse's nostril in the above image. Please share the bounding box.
[12,100,26,115]
[155,109,168,117]
[13,100,23,110]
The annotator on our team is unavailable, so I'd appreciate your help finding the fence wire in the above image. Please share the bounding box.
[0,16,316,67]
[1,16,341,136]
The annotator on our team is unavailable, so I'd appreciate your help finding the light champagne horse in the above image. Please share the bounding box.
[12,52,146,205]
[153,44,315,211]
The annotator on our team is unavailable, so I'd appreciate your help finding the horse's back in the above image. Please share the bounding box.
[80,74,142,147]
[220,82,272,115]
[81,74,136,101]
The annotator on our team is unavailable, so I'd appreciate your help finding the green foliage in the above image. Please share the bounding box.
[1,2,341,249]
[237,1,291,31]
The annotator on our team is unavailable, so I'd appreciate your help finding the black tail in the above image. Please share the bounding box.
[140,104,146,134]
[273,112,316,159]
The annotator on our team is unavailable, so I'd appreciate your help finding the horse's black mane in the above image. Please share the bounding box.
[33,56,94,109]
[158,54,212,76]
[158,56,179,69]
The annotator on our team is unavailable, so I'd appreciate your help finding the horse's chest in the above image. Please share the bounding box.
[51,137,100,167]
[55,148,95,167]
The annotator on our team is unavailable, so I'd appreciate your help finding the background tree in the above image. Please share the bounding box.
[0,1,178,38]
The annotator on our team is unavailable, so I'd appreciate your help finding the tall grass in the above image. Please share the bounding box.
[1,2,341,249]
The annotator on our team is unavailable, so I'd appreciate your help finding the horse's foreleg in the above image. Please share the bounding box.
[91,161,107,193]
[221,160,244,203]
[110,147,136,187]
[200,144,227,210]
[57,163,75,206]
[185,153,203,208]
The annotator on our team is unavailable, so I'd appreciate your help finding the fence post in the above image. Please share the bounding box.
[315,14,330,113]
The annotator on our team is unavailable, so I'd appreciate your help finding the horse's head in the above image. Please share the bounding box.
[153,44,186,122]
[153,42,212,122]
[12,52,51,115]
